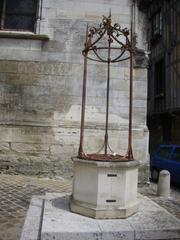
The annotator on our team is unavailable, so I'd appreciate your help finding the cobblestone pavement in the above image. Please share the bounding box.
[0,174,179,240]
[0,174,72,240]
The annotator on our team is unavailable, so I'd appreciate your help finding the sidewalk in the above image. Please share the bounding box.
[0,174,179,240]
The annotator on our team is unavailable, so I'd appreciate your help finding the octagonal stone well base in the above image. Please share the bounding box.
[70,157,140,219]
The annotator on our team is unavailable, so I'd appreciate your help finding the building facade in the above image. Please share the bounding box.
[139,0,180,152]
[0,0,149,181]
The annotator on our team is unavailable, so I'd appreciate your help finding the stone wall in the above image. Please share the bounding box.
[0,0,149,181]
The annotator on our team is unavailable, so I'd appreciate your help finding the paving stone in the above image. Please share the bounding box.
[40,193,180,240]
[0,174,179,240]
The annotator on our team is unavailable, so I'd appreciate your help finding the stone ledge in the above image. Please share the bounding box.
[0,31,49,40]
[72,157,140,168]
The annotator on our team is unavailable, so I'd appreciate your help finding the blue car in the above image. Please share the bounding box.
[150,144,180,184]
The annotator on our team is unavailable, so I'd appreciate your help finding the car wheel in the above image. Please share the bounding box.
[151,169,159,182]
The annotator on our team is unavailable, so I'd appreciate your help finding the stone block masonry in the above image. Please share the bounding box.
[0,0,149,181]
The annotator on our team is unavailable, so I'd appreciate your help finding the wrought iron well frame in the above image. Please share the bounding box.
[78,12,135,161]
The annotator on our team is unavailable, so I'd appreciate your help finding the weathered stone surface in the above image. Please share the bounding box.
[50,145,75,155]
[0,143,10,152]
[20,193,180,240]
[70,158,140,219]
[11,143,49,153]
[20,197,43,240]
[0,0,149,180]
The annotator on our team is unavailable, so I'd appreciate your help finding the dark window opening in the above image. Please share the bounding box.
[161,114,172,143]
[152,10,162,37]
[0,0,38,32]
[151,10,162,44]
[154,59,165,96]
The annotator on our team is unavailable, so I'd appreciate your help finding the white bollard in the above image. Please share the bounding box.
[157,170,170,198]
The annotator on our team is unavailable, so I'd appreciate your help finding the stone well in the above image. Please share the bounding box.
[70,158,140,219]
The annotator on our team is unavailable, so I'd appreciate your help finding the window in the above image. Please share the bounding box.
[0,0,38,32]
[154,59,165,96]
[158,146,172,159]
[152,10,162,39]
[172,148,180,162]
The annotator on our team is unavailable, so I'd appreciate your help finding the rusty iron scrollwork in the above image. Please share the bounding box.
[78,12,134,161]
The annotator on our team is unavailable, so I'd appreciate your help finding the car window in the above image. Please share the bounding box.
[172,148,180,162]
[158,147,172,159]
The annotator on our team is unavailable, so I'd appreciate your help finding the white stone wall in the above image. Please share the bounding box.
[0,0,149,180]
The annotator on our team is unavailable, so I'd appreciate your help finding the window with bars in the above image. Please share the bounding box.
[0,0,38,32]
